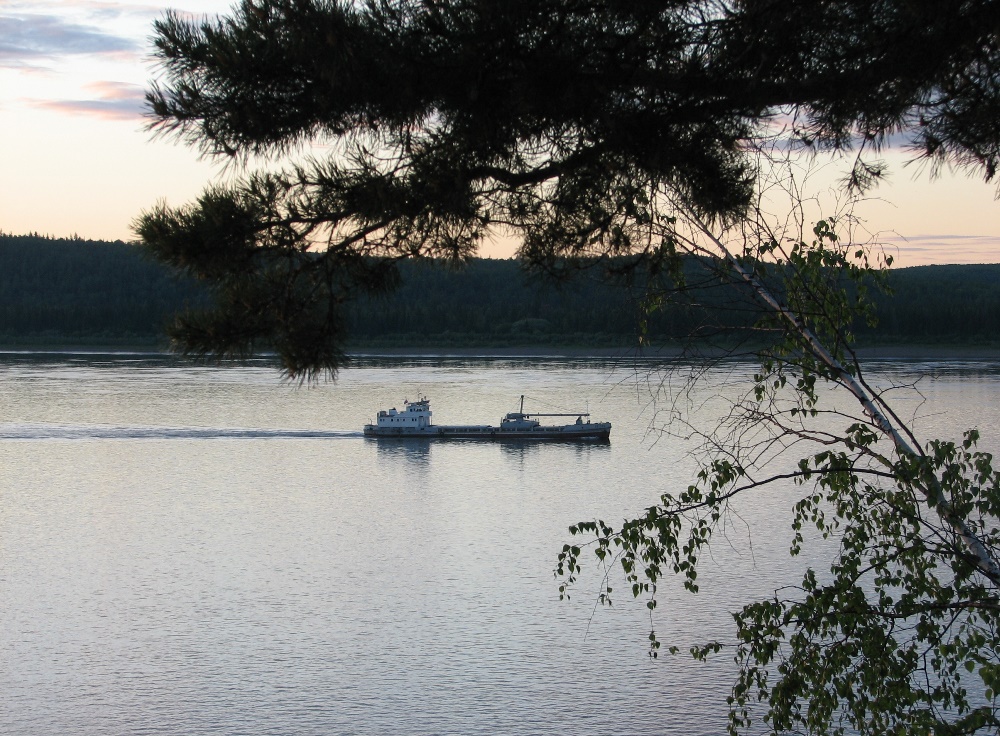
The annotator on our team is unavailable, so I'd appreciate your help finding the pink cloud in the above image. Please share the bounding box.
[34,80,146,121]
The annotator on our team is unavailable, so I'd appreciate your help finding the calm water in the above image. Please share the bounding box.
[2,352,999,735]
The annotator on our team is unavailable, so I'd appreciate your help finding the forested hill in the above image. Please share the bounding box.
[0,234,205,344]
[1,233,998,347]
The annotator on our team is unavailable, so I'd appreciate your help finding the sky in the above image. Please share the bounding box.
[1,0,998,267]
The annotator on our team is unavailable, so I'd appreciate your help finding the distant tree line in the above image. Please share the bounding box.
[0,234,205,344]
[864,263,1000,341]
[0,233,997,346]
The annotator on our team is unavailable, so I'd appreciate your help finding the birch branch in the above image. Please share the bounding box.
[690,217,1000,587]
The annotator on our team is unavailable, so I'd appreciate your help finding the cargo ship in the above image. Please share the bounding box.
[363,395,611,441]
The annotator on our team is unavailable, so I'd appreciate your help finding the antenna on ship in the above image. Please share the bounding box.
[520,394,524,414]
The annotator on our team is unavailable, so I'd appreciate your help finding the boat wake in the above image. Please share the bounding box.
[0,423,363,441]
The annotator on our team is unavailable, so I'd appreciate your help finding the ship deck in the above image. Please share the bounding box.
[363,423,611,441]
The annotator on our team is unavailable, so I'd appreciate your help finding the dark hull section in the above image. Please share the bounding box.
[363,424,611,441]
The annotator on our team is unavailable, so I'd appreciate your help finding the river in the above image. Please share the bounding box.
[2,352,998,735]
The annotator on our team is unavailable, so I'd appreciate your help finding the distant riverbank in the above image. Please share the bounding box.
[351,344,1000,361]
[3,342,1000,362]
[3,235,1000,353]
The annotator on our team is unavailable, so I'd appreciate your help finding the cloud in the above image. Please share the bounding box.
[880,233,1000,266]
[0,12,138,64]
[59,1,166,21]
[35,80,146,121]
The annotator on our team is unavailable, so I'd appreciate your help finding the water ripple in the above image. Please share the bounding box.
[0,423,362,440]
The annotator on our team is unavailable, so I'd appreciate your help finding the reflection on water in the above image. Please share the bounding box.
[373,436,433,466]
[497,437,612,461]
[371,436,611,468]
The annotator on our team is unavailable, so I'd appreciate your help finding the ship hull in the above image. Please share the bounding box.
[363,423,611,441]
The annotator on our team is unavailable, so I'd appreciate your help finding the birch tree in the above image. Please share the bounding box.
[557,195,1000,733]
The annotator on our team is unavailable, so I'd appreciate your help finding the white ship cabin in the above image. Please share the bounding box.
[375,396,432,428]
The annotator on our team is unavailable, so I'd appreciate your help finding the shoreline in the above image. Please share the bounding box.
[2,344,1000,361]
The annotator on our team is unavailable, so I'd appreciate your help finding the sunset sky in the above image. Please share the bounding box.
[2,0,998,266]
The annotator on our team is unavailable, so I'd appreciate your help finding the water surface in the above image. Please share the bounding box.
[2,352,998,735]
